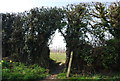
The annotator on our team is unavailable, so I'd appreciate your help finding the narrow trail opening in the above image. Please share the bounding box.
[41,29,66,80]
[47,63,65,79]
[41,63,65,81]
[41,52,66,80]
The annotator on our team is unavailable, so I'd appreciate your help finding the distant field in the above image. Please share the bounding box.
[50,52,66,63]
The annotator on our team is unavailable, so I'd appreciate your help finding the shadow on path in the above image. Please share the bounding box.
[41,62,65,81]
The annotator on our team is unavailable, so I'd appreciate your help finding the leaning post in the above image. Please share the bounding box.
[66,52,73,78]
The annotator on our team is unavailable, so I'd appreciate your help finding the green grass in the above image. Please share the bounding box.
[1,60,49,81]
[57,73,120,80]
[50,52,66,63]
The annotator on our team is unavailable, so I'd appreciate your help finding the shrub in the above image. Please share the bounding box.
[101,39,120,70]
[73,39,120,73]
[91,39,120,72]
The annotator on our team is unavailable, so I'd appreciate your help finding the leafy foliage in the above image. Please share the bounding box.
[2,2,120,76]
[58,3,91,71]
[1,60,49,81]
[2,7,64,68]
[90,2,120,40]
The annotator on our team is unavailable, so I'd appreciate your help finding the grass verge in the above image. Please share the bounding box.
[57,72,120,80]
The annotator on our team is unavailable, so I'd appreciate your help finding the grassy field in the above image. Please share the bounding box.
[50,52,66,63]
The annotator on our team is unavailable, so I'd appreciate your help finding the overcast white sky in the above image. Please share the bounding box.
[0,0,118,49]
[0,0,118,13]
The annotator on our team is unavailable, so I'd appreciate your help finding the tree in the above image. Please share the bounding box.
[59,3,90,72]
[90,2,120,40]
[2,7,64,68]
[24,7,64,67]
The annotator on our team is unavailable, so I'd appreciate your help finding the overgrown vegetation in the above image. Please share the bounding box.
[57,72,120,80]
[2,1,120,80]
[57,2,120,75]
[1,59,49,81]
[2,7,64,68]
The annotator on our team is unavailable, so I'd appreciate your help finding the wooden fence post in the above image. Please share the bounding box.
[66,52,73,78]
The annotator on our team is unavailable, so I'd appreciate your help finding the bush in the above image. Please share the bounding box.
[100,39,120,70]
[1,60,49,81]
[102,46,118,69]
[73,39,120,73]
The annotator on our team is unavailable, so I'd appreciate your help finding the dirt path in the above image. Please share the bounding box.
[41,63,65,81]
